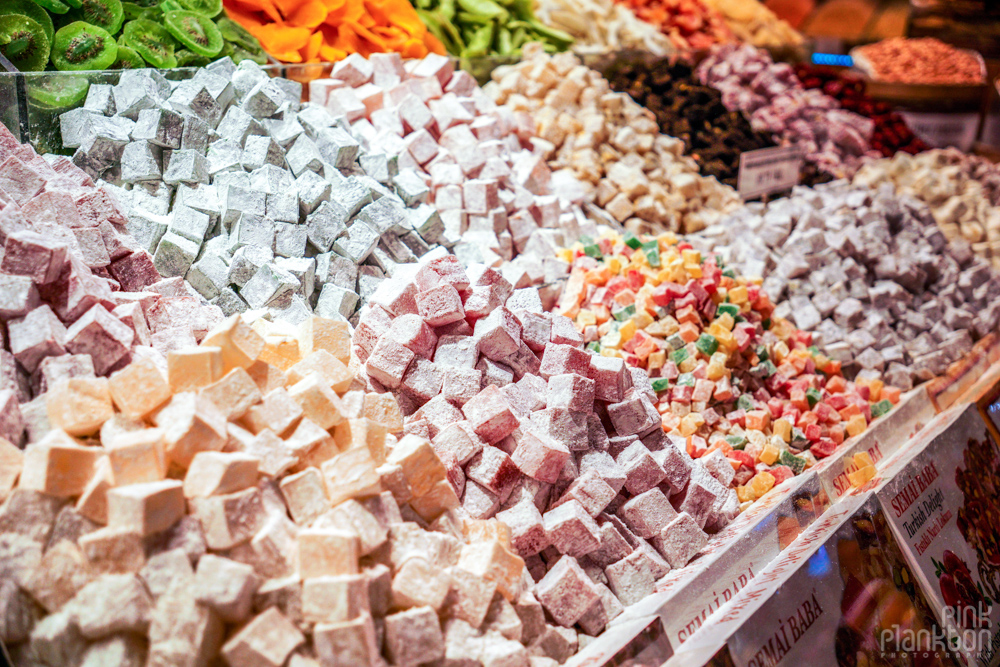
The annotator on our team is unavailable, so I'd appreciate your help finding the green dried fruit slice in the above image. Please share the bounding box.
[27,73,90,108]
[1,0,54,46]
[0,14,50,71]
[229,44,266,64]
[178,0,222,16]
[175,48,210,66]
[216,17,265,59]
[121,1,158,20]
[30,0,71,15]
[122,18,177,68]
[163,9,221,57]
[51,20,117,70]
[66,0,124,35]
[109,44,142,67]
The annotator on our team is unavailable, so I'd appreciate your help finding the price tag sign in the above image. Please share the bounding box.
[897,111,980,152]
[737,146,803,200]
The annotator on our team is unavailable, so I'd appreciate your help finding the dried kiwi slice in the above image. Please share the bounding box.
[0,15,51,71]
[229,43,266,65]
[27,73,90,108]
[121,1,158,20]
[163,10,221,57]
[175,48,210,67]
[30,0,71,15]
[122,18,177,68]
[216,17,265,59]
[51,20,117,70]
[66,0,124,35]
[1,0,54,46]
[109,44,142,68]
[178,0,222,17]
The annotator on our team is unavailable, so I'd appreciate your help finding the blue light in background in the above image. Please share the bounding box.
[808,545,832,577]
[812,53,854,67]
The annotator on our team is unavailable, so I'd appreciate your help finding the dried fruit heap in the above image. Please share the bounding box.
[555,231,900,505]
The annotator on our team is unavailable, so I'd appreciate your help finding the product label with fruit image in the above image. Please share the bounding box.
[875,403,1000,667]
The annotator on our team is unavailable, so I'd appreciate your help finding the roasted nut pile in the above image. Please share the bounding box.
[533,0,677,55]
[601,57,777,189]
[615,0,733,50]
[854,149,1000,267]
[854,37,984,85]
[793,64,928,158]
[697,180,1000,389]
[488,45,742,234]
[353,252,733,631]
[697,44,881,177]
[554,231,898,504]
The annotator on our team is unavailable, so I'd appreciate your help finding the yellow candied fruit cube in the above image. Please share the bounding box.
[685,264,703,278]
[858,377,883,402]
[736,485,755,503]
[773,418,792,443]
[715,313,735,331]
[846,413,867,437]
[678,357,697,373]
[640,268,660,285]
[728,285,749,305]
[679,413,705,436]
[759,444,780,466]
[772,341,790,363]
[853,452,874,468]
[848,465,877,488]
[632,312,654,330]
[602,332,622,349]
[647,351,666,371]
[707,361,726,381]
[751,471,776,497]
[715,329,736,351]
[607,257,622,274]
[618,320,636,343]
[556,248,574,263]
[601,349,623,358]
[659,232,678,246]
[577,310,597,328]
[681,249,701,265]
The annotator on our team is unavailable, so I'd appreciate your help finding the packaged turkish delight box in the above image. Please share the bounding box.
[874,402,1000,667]
[664,491,957,667]
[959,360,1000,444]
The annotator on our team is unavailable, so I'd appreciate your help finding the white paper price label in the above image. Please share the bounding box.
[737,146,803,200]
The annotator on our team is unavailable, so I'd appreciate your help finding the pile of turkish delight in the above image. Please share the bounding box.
[354,253,740,636]
[697,180,1000,389]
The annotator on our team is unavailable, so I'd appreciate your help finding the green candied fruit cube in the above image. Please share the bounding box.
[624,232,642,250]
[755,345,769,362]
[779,450,806,475]
[696,333,719,356]
[807,345,820,356]
[762,317,771,330]
[791,427,807,445]
[871,399,893,418]
[651,377,671,392]
[580,235,594,245]
[750,360,776,378]
[737,394,754,411]
[734,315,746,323]
[670,348,689,365]
[722,268,736,278]
[641,240,661,267]
[726,434,747,450]
[583,243,602,259]
[806,387,822,408]
[716,303,739,318]
[587,342,601,353]
[613,304,636,322]
[677,373,695,387]
[666,333,685,351]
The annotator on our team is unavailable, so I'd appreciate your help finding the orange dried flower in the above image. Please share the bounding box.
[225,0,445,63]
